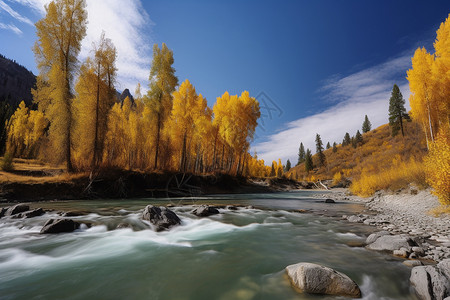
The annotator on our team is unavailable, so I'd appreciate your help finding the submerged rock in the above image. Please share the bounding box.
[5,204,29,216]
[325,199,335,203]
[0,207,8,218]
[285,262,361,298]
[226,205,238,210]
[40,219,81,234]
[191,205,220,217]
[410,259,450,300]
[142,205,181,231]
[403,260,423,267]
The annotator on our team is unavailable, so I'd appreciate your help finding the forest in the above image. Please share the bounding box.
[4,0,268,178]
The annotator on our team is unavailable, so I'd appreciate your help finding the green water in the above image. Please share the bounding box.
[0,191,418,299]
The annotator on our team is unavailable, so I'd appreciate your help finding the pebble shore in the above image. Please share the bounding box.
[330,188,450,262]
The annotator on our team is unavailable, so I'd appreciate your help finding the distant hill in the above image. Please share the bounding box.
[287,122,427,185]
[0,54,36,107]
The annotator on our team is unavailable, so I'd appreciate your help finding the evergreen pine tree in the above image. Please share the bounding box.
[285,159,291,172]
[332,142,337,153]
[305,149,313,173]
[326,142,331,149]
[388,84,410,137]
[297,142,305,165]
[342,132,351,146]
[355,130,363,146]
[362,115,372,133]
[315,133,326,167]
[270,162,275,177]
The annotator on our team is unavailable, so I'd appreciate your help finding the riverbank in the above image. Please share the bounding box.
[0,168,307,202]
[319,187,450,262]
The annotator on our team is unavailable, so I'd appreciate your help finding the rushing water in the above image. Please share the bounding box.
[0,191,418,300]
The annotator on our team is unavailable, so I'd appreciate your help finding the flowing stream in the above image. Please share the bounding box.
[0,191,418,299]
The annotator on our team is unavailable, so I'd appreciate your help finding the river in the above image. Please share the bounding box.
[0,191,418,299]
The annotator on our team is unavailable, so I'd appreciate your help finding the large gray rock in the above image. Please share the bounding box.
[285,263,361,298]
[366,231,390,245]
[366,234,416,252]
[40,219,81,234]
[5,204,29,216]
[191,205,220,217]
[410,259,450,300]
[142,205,181,231]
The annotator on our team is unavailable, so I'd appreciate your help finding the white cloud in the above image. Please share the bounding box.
[0,21,22,34]
[252,53,413,165]
[0,0,34,25]
[6,0,153,92]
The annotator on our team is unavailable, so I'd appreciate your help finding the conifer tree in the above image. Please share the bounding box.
[388,84,410,137]
[297,142,305,165]
[342,132,351,146]
[270,161,275,177]
[315,133,326,166]
[305,149,313,173]
[33,0,87,171]
[326,142,331,149]
[355,130,363,147]
[285,159,291,172]
[332,142,337,153]
[362,115,372,133]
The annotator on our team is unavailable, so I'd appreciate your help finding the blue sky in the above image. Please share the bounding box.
[1,0,450,164]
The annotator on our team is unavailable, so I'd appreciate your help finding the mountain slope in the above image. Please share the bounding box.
[0,54,36,106]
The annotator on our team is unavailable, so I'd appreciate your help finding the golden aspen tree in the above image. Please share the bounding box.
[7,101,48,158]
[33,0,87,171]
[407,48,437,147]
[73,33,117,169]
[144,43,178,169]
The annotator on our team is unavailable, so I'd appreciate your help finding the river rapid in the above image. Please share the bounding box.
[0,191,418,299]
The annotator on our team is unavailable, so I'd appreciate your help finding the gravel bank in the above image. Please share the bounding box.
[324,188,450,262]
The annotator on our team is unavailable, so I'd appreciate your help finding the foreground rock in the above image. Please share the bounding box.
[21,208,45,218]
[192,205,220,217]
[40,219,81,234]
[285,262,361,298]
[410,259,450,300]
[142,205,181,231]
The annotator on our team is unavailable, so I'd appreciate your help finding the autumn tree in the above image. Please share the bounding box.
[145,43,178,169]
[305,148,313,173]
[73,32,117,169]
[315,133,326,167]
[297,142,305,165]
[362,115,371,133]
[388,84,410,137]
[6,101,48,158]
[33,0,87,171]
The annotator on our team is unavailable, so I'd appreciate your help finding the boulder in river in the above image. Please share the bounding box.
[191,205,220,217]
[366,231,391,245]
[366,234,416,252]
[142,205,181,231]
[5,204,29,216]
[285,262,361,298]
[410,259,450,300]
[325,199,335,203]
[40,219,81,234]
[21,208,45,218]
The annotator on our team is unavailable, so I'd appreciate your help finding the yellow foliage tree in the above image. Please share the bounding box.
[424,128,450,205]
[7,101,48,158]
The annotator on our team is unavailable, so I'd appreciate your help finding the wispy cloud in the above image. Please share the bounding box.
[0,0,34,25]
[0,21,22,34]
[252,53,413,165]
[5,0,153,92]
